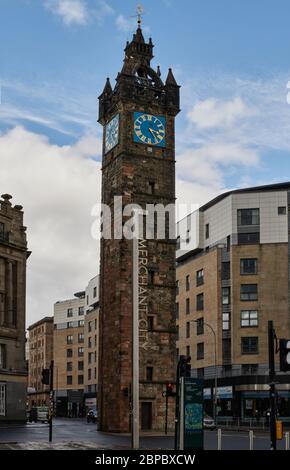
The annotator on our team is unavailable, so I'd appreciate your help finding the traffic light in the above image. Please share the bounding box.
[179,355,191,378]
[279,339,290,372]
[166,383,175,397]
[41,368,50,385]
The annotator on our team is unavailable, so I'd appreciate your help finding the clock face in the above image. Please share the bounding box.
[133,112,166,147]
[105,113,119,154]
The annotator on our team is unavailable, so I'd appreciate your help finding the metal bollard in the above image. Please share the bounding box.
[286,432,289,450]
[249,430,254,450]
[217,428,222,450]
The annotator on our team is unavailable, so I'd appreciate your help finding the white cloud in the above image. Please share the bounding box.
[0,126,101,326]
[187,97,254,129]
[45,0,89,25]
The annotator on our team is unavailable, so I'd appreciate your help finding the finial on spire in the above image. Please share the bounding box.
[137,4,143,29]
[157,65,161,77]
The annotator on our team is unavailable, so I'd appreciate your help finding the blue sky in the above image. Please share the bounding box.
[1,0,290,324]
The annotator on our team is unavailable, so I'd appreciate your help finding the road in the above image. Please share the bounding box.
[0,418,288,450]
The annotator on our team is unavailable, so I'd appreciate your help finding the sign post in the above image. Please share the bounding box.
[182,377,204,450]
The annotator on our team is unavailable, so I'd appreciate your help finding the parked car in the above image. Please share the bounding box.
[87,409,98,423]
[203,414,216,430]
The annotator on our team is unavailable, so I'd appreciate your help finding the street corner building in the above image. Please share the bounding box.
[0,194,30,422]
[98,25,180,432]
[176,183,290,421]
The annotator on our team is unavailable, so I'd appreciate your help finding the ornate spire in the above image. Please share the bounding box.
[102,77,112,95]
[165,68,178,86]
[157,65,161,77]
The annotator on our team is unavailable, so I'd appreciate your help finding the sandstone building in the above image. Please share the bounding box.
[0,194,30,421]
[98,25,180,432]
[176,182,290,419]
[27,316,53,407]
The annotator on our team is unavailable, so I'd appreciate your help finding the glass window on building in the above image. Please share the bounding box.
[238,232,260,244]
[186,298,190,315]
[78,320,84,327]
[78,361,84,371]
[175,303,179,320]
[67,308,73,317]
[176,236,180,250]
[67,348,73,357]
[0,345,6,368]
[88,369,91,380]
[197,342,204,360]
[186,345,190,357]
[205,223,209,239]
[222,313,230,330]
[237,208,260,226]
[241,337,259,354]
[67,362,72,372]
[186,322,190,338]
[146,366,153,381]
[278,206,287,215]
[93,287,97,297]
[196,269,204,286]
[78,306,84,316]
[67,376,72,385]
[88,321,92,332]
[78,333,84,343]
[196,317,204,335]
[240,259,258,275]
[176,280,179,295]
[222,287,231,305]
[0,383,6,416]
[222,262,230,280]
[196,293,204,310]
[78,347,84,357]
[186,275,190,291]
[67,335,73,344]
[148,315,154,331]
[242,364,258,375]
[78,375,84,385]
[240,284,258,301]
[241,310,258,327]
[67,321,74,328]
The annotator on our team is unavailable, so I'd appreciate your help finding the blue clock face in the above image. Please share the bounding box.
[105,114,119,153]
[133,112,166,147]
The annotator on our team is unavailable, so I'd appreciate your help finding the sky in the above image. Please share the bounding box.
[1,0,290,326]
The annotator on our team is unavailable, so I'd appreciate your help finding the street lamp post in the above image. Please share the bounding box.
[192,320,218,426]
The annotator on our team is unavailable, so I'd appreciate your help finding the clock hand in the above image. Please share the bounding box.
[149,128,159,141]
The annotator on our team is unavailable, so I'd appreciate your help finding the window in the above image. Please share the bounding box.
[94,351,97,362]
[241,310,258,327]
[94,335,97,347]
[0,222,5,237]
[186,322,190,338]
[222,338,231,361]
[186,229,190,244]
[67,376,73,385]
[240,284,258,301]
[242,364,258,375]
[196,318,204,335]
[148,316,154,331]
[226,235,231,252]
[197,343,204,360]
[186,275,190,291]
[238,232,260,244]
[175,303,179,320]
[78,333,84,343]
[146,366,153,381]
[186,345,190,357]
[93,287,97,297]
[78,361,84,371]
[222,262,230,280]
[222,287,231,305]
[88,352,93,364]
[78,347,84,357]
[67,321,74,328]
[78,306,84,316]
[67,335,73,344]
[176,280,179,295]
[86,295,89,305]
[94,319,97,330]
[237,208,259,226]
[94,368,97,379]
[67,362,72,372]
[240,259,258,275]
[88,369,92,380]
[0,384,6,416]
[197,368,204,378]
[196,293,204,311]
[176,348,179,357]
[67,308,73,317]
[196,269,204,286]
[176,236,180,250]
[176,326,179,341]
[222,313,230,330]
[186,298,190,315]
[66,348,73,358]
[148,181,155,194]
[88,321,92,332]
[241,337,259,354]
[205,223,209,239]
[78,375,84,385]
[0,345,6,368]
[278,206,286,215]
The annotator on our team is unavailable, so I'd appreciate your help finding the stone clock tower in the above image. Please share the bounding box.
[98,25,180,432]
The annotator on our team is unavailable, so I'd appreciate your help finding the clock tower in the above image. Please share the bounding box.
[98,24,180,432]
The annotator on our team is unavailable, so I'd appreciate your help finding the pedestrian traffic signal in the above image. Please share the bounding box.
[41,368,50,385]
[179,355,191,378]
[166,383,176,397]
[279,338,290,372]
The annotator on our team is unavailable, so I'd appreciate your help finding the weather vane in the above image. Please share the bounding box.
[136,4,143,28]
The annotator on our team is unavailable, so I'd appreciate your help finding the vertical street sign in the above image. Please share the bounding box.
[132,233,139,449]
[182,377,204,450]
